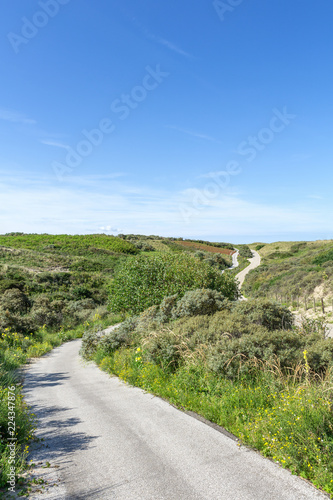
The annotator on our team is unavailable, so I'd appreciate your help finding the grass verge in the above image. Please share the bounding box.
[93,346,333,497]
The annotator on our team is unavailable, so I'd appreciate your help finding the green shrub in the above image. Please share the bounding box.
[112,316,139,339]
[0,311,36,334]
[98,328,131,355]
[65,299,96,314]
[171,289,228,319]
[30,306,62,328]
[108,253,239,314]
[0,289,31,314]
[207,309,268,339]
[306,338,333,373]
[208,330,304,379]
[72,286,92,299]
[80,331,100,360]
[158,295,178,323]
[135,306,161,335]
[238,245,253,258]
[232,299,293,330]
[255,244,265,251]
[142,329,182,371]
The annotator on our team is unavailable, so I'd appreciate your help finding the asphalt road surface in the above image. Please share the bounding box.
[235,250,261,289]
[23,340,328,500]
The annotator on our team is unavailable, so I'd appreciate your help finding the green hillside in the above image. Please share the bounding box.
[245,240,333,308]
[0,233,235,335]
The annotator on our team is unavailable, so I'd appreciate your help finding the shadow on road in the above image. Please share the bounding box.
[28,402,98,461]
[24,370,70,389]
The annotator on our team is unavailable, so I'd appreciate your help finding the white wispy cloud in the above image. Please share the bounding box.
[133,19,193,59]
[308,194,323,200]
[40,139,70,150]
[152,36,193,58]
[168,126,221,143]
[0,108,36,125]
[0,172,330,240]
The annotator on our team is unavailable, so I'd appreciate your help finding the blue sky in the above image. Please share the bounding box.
[1,1,332,243]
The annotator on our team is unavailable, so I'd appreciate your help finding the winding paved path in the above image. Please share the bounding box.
[235,250,261,290]
[22,340,328,499]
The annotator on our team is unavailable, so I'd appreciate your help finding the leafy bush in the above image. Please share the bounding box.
[130,240,156,252]
[238,245,253,259]
[0,311,36,334]
[111,316,139,339]
[158,295,178,323]
[306,338,333,373]
[0,289,31,314]
[255,244,265,251]
[108,253,239,314]
[80,331,100,360]
[231,299,293,331]
[208,330,304,379]
[142,329,182,371]
[98,328,131,355]
[72,286,92,300]
[171,289,228,319]
[207,309,268,339]
[30,306,62,328]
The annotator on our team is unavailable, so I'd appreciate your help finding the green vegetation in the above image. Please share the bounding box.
[244,240,333,303]
[237,244,253,259]
[108,253,239,314]
[3,233,333,496]
[0,234,136,336]
[82,295,333,497]
[0,231,237,492]
[0,233,138,255]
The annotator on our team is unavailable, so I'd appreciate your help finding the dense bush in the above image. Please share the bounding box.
[231,299,293,331]
[208,330,305,379]
[171,289,228,319]
[158,295,178,323]
[142,329,182,371]
[98,328,131,355]
[306,338,333,373]
[108,254,239,314]
[80,331,100,360]
[0,289,31,314]
[238,245,253,259]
